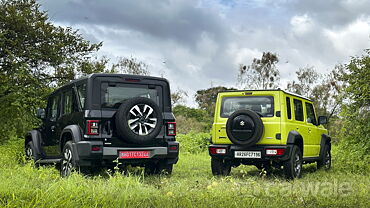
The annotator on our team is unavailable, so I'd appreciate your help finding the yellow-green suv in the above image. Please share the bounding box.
[208,90,331,179]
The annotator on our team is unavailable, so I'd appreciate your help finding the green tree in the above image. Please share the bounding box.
[111,56,150,75]
[286,66,320,97]
[238,52,280,89]
[171,89,188,106]
[195,86,236,117]
[0,0,106,140]
[336,49,370,168]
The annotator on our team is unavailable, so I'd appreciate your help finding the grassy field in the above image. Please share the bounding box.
[0,139,369,208]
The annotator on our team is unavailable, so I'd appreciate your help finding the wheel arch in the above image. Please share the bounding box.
[319,134,331,159]
[59,125,82,152]
[287,130,304,155]
[25,130,43,159]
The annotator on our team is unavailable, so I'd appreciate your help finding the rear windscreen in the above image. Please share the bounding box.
[101,82,161,108]
[221,96,274,118]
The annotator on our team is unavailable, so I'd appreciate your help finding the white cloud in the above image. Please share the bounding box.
[40,0,370,106]
[324,16,370,57]
[290,14,314,35]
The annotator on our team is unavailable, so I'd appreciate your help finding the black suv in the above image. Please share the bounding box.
[25,74,179,177]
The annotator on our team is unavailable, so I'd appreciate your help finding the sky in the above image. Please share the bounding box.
[39,0,370,106]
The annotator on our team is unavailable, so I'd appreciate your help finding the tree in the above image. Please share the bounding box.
[238,52,280,89]
[286,66,320,97]
[0,0,106,139]
[195,86,236,116]
[111,57,150,75]
[171,89,188,106]
[336,49,370,168]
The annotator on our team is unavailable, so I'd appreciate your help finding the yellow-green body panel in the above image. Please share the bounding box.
[212,90,328,159]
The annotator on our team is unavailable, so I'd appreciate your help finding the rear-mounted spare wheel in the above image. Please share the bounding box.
[115,97,163,144]
[226,110,264,146]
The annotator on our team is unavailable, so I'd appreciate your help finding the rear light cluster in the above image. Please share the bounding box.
[169,145,178,151]
[87,120,100,135]
[167,122,176,136]
[266,148,285,156]
[209,147,227,155]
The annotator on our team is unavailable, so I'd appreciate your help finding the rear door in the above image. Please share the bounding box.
[305,102,320,157]
[213,91,281,145]
[42,93,61,156]
[291,98,312,157]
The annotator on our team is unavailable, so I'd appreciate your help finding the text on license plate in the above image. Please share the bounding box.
[119,151,150,159]
[234,151,261,158]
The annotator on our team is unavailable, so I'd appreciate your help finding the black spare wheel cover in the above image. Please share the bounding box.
[226,110,264,146]
[115,97,163,144]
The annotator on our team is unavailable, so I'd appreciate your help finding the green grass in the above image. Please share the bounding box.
[0,139,369,207]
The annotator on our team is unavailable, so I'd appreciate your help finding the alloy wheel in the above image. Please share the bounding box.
[127,104,157,135]
[61,148,73,177]
[25,144,33,159]
[324,150,331,169]
[294,152,302,176]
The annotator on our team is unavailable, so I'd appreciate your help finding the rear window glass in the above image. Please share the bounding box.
[286,97,292,119]
[101,83,160,108]
[221,96,274,118]
[294,99,304,121]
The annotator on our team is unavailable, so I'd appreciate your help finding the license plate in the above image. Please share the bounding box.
[119,151,150,159]
[235,151,261,158]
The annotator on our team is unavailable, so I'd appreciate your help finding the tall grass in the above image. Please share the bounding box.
[0,137,369,207]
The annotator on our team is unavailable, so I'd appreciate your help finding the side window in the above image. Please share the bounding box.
[286,97,292,119]
[77,84,86,110]
[48,95,60,120]
[63,90,73,115]
[293,99,304,121]
[305,102,317,125]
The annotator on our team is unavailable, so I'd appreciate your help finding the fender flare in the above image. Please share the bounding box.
[59,125,83,163]
[59,125,82,149]
[286,131,304,154]
[25,130,43,160]
[319,134,331,160]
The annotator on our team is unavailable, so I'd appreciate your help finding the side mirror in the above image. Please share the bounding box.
[36,108,46,119]
[318,116,328,125]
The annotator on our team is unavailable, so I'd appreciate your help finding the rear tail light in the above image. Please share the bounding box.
[167,122,176,136]
[169,145,178,151]
[91,146,101,151]
[266,148,285,156]
[209,147,227,155]
[87,120,100,135]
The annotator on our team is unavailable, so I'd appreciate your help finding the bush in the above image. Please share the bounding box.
[173,105,212,134]
[176,115,210,134]
[176,133,210,154]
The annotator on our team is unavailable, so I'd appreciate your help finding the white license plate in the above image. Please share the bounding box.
[235,151,261,158]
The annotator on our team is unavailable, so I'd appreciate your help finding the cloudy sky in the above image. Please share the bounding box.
[39,0,370,106]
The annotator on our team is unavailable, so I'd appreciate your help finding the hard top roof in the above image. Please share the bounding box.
[219,89,312,102]
[61,73,169,87]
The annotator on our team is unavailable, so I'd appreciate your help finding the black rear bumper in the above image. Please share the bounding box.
[72,141,179,167]
[208,144,293,162]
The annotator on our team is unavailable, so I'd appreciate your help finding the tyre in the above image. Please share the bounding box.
[211,157,231,176]
[226,110,264,146]
[283,145,302,179]
[60,141,77,177]
[25,141,36,161]
[317,144,331,170]
[115,97,163,145]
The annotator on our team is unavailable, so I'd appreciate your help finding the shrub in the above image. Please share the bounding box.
[176,115,210,134]
[176,133,210,154]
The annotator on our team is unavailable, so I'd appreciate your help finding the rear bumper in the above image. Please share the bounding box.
[72,141,179,166]
[208,144,293,161]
